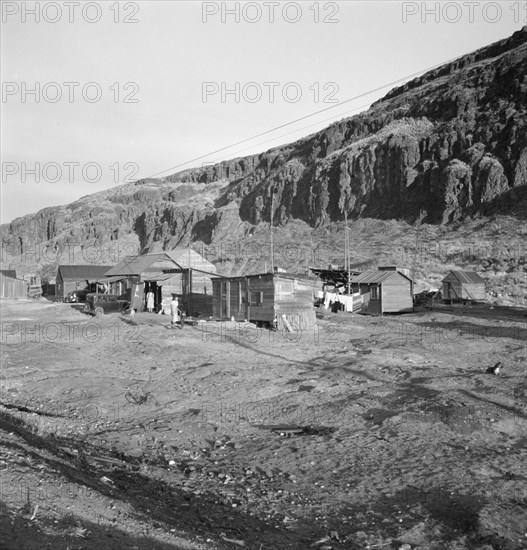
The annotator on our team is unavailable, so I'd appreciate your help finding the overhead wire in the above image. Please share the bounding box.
[141,54,462,180]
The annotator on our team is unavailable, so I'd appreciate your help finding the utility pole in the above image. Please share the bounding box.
[270,189,275,273]
[411,209,426,283]
[345,209,351,295]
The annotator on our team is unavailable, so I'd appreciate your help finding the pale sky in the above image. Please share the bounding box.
[1,1,523,223]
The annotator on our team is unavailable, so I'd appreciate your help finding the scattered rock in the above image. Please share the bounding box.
[398,522,427,546]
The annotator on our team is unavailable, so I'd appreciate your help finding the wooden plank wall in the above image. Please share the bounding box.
[212,275,317,327]
[229,279,248,320]
[0,275,27,299]
[192,271,215,295]
[382,275,413,312]
[159,270,215,316]
[275,276,316,329]
[212,280,222,318]
[187,293,213,317]
[461,283,486,300]
[364,296,381,315]
[175,249,217,274]
[161,274,184,300]
[443,281,462,300]
[442,273,485,301]
[56,279,89,299]
[246,274,276,322]
[357,285,373,313]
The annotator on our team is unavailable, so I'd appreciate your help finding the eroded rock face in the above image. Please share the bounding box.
[1,28,526,273]
[162,29,526,228]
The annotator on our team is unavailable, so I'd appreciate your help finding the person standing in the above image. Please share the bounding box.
[170,295,179,329]
[146,290,155,313]
[179,307,184,330]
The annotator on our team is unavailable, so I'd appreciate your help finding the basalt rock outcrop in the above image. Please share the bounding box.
[1,28,526,273]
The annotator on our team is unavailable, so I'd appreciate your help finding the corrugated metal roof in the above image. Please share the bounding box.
[350,270,411,284]
[104,253,178,277]
[58,265,114,281]
[444,271,485,284]
[0,270,17,279]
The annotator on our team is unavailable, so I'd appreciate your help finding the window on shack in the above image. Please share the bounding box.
[371,285,379,300]
[248,291,263,306]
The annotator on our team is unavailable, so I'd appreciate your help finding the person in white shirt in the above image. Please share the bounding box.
[170,296,179,329]
[146,290,155,313]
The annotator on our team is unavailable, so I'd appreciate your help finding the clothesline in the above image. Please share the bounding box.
[322,291,360,312]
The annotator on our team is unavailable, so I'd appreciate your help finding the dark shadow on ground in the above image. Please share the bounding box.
[401,319,527,344]
[459,389,527,422]
[410,303,527,323]
[0,411,330,550]
[0,500,193,550]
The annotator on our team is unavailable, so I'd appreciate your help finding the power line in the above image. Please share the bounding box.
[205,101,373,163]
[142,54,462,181]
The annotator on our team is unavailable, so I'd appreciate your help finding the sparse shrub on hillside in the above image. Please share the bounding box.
[490,220,503,235]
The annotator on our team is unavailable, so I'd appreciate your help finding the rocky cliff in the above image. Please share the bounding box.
[176,26,527,227]
[1,27,526,277]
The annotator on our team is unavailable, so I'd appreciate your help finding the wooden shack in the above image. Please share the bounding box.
[103,249,218,316]
[164,248,218,315]
[0,270,27,299]
[55,265,114,301]
[350,270,414,314]
[442,271,486,303]
[212,272,319,330]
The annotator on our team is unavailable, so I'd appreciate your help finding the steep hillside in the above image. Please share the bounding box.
[172,27,526,226]
[1,27,526,294]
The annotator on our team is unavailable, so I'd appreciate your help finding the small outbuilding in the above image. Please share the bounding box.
[164,248,218,315]
[441,271,486,303]
[55,265,114,301]
[212,272,319,329]
[350,270,414,314]
[103,249,218,316]
[0,270,27,299]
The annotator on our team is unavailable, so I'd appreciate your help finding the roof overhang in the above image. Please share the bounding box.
[96,276,128,284]
[142,273,175,282]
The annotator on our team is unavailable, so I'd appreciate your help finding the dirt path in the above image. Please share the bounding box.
[1,299,526,549]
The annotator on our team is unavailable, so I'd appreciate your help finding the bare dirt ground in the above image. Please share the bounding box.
[1,298,526,550]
